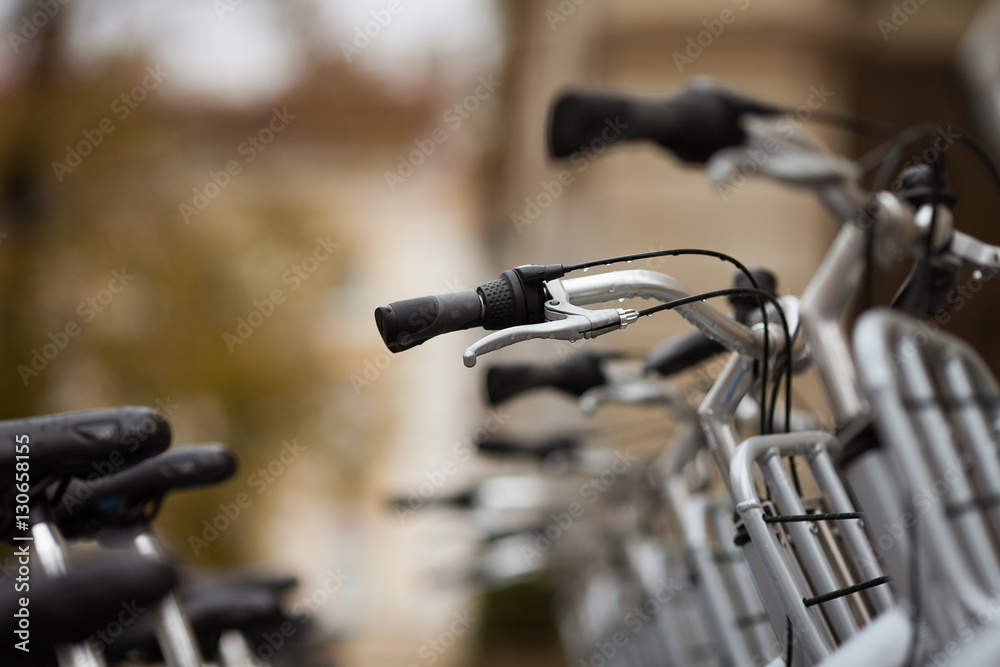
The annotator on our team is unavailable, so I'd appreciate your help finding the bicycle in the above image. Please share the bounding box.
[376,79,1000,666]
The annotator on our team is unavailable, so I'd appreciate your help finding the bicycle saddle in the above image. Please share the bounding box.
[51,444,238,538]
[106,584,286,662]
[0,554,176,665]
[0,407,172,485]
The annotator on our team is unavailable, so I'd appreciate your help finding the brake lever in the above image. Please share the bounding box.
[707,115,859,189]
[463,292,638,367]
[948,231,1000,272]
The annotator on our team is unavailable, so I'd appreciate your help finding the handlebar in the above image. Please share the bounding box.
[375,289,484,353]
[378,265,795,368]
[389,490,475,512]
[555,270,768,359]
[548,80,780,164]
[644,331,726,377]
[375,264,563,353]
[485,352,617,404]
[477,435,581,461]
[642,268,776,376]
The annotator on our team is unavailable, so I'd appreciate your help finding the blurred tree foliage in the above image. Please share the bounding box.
[0,1,436,567]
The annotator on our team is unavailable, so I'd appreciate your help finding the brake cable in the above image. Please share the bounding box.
[560,249,779,435]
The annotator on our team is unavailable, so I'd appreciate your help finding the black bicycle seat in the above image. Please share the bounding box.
[0,407,172,487]
[52,444,238,538]
[106,584,286,662]
[0,554,176,665]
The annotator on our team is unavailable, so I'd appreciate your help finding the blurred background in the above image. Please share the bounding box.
[0,0,998,666]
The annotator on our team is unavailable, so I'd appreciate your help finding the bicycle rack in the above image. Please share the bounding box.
[730,431,894,666]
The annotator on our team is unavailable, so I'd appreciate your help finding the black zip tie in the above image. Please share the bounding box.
[763,512,864,524]
[802,575,892,608]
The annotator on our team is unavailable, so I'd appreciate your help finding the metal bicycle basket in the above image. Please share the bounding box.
[853,308,1000,647]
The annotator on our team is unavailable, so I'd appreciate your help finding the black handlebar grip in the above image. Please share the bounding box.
[644,332,726,377]
[477,435,580,461]
[375,289,484,353]
[388,490,475,513]
[548,81,780,164]
[485,352,612,404]
[728,268,778,325]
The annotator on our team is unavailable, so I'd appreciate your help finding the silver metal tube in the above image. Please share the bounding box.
[761,454,859,641]
[622,536,687,667]
[133,531,204,667]
[31,520,70,576]
[840,454,912,595]
[738,530,799,664]
[807,445,895,613]
[815,181,871,225]
[218,630,265,667]
[31,521,109,667]
[697,353,756,501]
[853,313,996,619]
[798,223,869,426]
[559,270,770,360]
[684,494,757,667]
[707,501,779,660]
[932,350,1000,542]
[697,352,794,644]
[736,502,833,664]
[53,644,107,667]
[731,434,839,664]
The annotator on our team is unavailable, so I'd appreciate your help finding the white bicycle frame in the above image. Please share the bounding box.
[583,373,780,666]
[457,113,1000,666]
[538,269,895,665]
